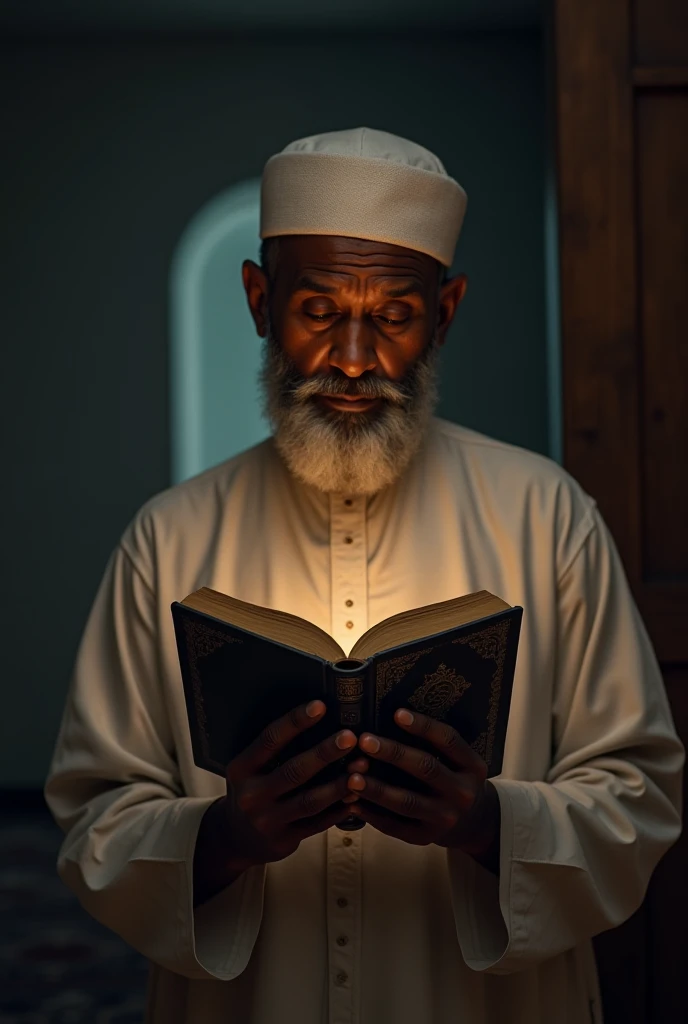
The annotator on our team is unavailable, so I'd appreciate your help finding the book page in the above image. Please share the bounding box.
[181,588,345,661]
[350,591,510,660]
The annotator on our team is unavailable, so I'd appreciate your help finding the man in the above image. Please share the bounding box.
[45,128,683,1024]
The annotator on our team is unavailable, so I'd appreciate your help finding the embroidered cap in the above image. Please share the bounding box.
[260,126,467,267]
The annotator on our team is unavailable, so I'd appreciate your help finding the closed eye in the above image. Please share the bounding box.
[305,312,408,326]
[376,315,408,326]
[305,312,338,322]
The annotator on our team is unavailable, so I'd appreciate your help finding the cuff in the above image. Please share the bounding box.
[447,847,509,970]
[139,796,267,979]
[178,798,266,980]
[61,795,266,981]
[449,778,598,975]
[192,862,266,980]
[447,778,518,974]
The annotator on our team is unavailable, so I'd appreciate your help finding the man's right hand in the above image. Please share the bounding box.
[222,698,358,866]
[193,699,358,905]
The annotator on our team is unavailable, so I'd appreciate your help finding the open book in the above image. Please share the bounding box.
[172,588,522,801]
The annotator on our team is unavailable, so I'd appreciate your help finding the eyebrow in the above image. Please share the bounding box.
[293,275,337,295]
[292,275,425,298]
[384,281,424,298]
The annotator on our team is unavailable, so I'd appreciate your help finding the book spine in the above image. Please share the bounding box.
[328,659,370,833]
[329,659,369,730]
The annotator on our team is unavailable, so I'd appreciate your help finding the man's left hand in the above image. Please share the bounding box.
[346,708,501,873]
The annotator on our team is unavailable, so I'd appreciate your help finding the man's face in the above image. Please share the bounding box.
[243,235,466,494]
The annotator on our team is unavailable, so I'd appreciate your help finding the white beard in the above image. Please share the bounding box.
[259,328,440,496]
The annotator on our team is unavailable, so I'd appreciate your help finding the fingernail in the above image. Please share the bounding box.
[348,773,366,791]
[360,734,380,753]
[336,731,356,749]
[396,708,414,725]
[307,700,325,718]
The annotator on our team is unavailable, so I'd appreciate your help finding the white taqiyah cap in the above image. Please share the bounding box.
[260,127,467,268]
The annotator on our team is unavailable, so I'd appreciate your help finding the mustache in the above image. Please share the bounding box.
[262,321,439,414]
[288,371,411,406]
[261,326,440,494]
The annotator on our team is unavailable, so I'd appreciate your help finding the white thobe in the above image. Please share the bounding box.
[44,418,683,1024]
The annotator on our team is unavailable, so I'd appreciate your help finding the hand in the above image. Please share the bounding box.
[345,708,501,870]
[219,699,359,870]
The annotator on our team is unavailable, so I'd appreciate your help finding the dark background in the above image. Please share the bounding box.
[3,4,687,1024]
[0,1,549,787]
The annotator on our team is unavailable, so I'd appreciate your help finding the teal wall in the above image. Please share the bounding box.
[1,30,546,785]
[170,179,269,484]
[170,33,548,483]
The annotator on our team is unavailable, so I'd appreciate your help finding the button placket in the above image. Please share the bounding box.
[326,825,362,1023]
[329,494,368,654]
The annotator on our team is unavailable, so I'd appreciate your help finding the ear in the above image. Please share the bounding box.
[242,260,270,338]
[435,273,468,347]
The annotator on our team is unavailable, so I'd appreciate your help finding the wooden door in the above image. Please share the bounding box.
[552,1,688,1020]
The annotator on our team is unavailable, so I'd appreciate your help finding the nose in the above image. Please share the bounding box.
[327,319,378,378]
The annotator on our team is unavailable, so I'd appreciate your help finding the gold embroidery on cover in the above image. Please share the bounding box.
[375,648,433,716]
[183,620,242,771]
[337,677,364,702]
[453,620,510,767]
[407,663,470,720]
[471,730,488,759]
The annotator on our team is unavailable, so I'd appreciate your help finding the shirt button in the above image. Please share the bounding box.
[345,599,353,607]
[344,536,353,544]
[346,620,354,629]
[336,971,349,985]
[342,836,352,846]
[336,935,349,946]
[337,897,348,908]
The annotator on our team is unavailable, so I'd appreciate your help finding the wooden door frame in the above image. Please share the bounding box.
[552,0,639,579]
[551,1,687,1020]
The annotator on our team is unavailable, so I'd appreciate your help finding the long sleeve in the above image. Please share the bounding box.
[44,541,265,981]
[449,506,684,973]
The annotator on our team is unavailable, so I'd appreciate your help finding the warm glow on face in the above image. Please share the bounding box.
[270,236,443,385]
[240,234,467,494]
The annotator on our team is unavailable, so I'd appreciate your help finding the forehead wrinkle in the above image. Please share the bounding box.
[321,250,429,272]
[291,270,428,302]
[278,236,439,296]
[290,260,429,295]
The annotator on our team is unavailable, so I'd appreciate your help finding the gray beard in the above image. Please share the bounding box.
[259,327,440,495]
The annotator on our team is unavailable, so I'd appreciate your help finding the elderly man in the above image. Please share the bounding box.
[45,128,683,1024]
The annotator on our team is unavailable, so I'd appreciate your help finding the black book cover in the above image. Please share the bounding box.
[171,602,522,791]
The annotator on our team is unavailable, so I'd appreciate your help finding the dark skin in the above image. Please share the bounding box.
[242,234,465,391]
[347,709,501,873]
[193,236,499,907]
[193,699,359,907]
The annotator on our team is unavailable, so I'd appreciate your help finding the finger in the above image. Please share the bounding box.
[342,792,361,804]
[393,709,487,779]
[357,733,460,799]
[264,730,357,800]
[230,700,327,778]
[346,773,456,829]
[348,801,426,844]
[290,800,360,841]
[347,757,370,774]
[272,774,352,827]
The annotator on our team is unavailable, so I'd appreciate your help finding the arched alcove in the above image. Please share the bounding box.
[170,178,270,484]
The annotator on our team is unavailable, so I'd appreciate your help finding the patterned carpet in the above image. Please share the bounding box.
[0,804,149,1024]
